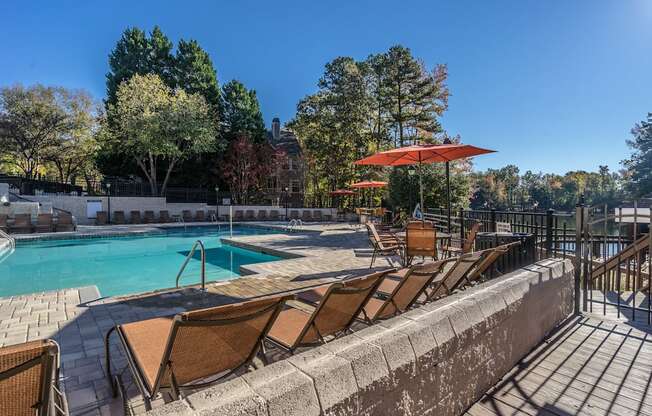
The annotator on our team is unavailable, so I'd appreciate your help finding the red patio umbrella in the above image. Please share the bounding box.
[349,181,388,189]
[354,141,495,230]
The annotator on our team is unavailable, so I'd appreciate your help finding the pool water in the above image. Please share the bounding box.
[0,226,281,298]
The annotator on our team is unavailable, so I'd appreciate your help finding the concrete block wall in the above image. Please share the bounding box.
[150,258,574,416]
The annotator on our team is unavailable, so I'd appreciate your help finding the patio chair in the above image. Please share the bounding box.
[112,211,125,224]
[424,250,490,301]
[405,221,437,265]
[0,339,69,416]
[245,210,255,221]
[289,210,300,220]
[35,214,54,233]
[130,211,141,224]
[301,211,312,222]
[159,210,170,223]
[266,271,388,353]
[105,294,291,411]
[10,214,33,234]
[143,211,155,224]
[467,242,521,283]
[0,214,8,232]
[366,223,404,268]
[195,210,205,222]
[313,211,323,222]
[182,210,192,222]
[442,221,481,257]
[95,211,107,226]
[269,210,280,221]
[207,210,217,221]
[234,210,244,221]
[257,210,268,221]
[55,213,75,232]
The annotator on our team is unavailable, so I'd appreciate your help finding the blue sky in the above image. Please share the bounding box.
[2,1,651,174]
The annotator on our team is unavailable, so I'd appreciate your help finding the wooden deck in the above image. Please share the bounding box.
[466,315,652,416]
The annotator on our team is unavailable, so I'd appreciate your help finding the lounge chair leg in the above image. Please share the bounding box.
[370,250,377,268]
[104,326,118,397]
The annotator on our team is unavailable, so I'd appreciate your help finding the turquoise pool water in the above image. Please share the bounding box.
[0,226,281,298]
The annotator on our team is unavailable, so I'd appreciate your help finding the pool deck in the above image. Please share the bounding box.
[0,222,399,415]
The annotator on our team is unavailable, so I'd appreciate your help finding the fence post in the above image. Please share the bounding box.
[574,201,585,315]
[459,208,465,241]
[490,208,497,232]
[545,209,554,258]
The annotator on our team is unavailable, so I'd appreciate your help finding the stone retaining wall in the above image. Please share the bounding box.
[156,258,574,416]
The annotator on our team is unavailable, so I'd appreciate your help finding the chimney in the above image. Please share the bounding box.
[272,117,280,140]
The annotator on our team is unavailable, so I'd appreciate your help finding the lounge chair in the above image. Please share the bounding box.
[55,213,75,232]
[324,213,333,222]
[366,223,404,268]
[245,210,255,221]
[424,250,489,301]
[105,295,291,411]
[130,211,141,224]
[257,210,268,221]
[10,214,32,234]
[313,211,323,222]
[143,211,155,224]
[442,221,481,257]
[233,210,244,221]
[405,221,437,264]
[0,339,68,416]
[112,211,125,224]
[0,214,8,232]
[35,213,54,233]
[467,242,521,283]
[195,210,205,222]
[95,211,108,225]
[301,211,312,222]
[159,210,170,223]
[207,210,217,221]
[182,210,192,222]
[289,210,300,220]
[266,271,389,353]
[269,210,280,221]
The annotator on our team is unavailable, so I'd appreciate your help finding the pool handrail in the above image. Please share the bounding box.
[0,228,15,251]
[175,240,207,291]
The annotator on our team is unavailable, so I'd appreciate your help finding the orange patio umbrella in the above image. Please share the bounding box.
[354,140,495,230]
[349,181,388,189]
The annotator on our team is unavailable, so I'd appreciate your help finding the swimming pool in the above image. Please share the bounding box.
[0,226,281,298]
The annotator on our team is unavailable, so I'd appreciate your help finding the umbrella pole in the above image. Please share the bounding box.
[446,161,451,233]
[419,162,424,223]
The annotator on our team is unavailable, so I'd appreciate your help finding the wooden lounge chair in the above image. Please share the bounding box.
[442,221,481,257]
[269,210,280,221]
[301,211,312,222]
[95,211,108,225]
[10,214,33,234]
[257,210,268,221]
[266,271,389,353]
[405,221,437,264]
[35,214,54,233]
[0,214,8,232]
[0,339,68,416]
[130,210,141,224]
[366,223,403,268]
[105,295,291,411]
[233,210,244,221]
[195,210,205,222]
[159,210,170,223]
[207,210,217,221]
[289,210,300,220]
[245,210,255,221]
[313,211,322,222]
[182,210,192,222]
[112,211,125,224]
[55,213,75,232]
[143,211,155,224]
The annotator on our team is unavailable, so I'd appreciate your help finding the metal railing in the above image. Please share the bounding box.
[0,229,15,251]
[175,240,206,291]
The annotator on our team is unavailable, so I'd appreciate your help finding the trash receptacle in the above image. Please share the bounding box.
[476,232,537,274]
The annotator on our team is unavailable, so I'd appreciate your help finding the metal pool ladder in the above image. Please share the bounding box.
[175,240,206,291]
[0,229,16,262]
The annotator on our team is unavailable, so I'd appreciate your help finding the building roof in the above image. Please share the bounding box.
[267,128,302,155]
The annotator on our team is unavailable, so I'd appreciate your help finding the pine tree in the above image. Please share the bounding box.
[220,80,266,142]
[624,113,652,197]
[174,39,221,116]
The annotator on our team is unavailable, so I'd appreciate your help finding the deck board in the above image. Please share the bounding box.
[466,316,652,416]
